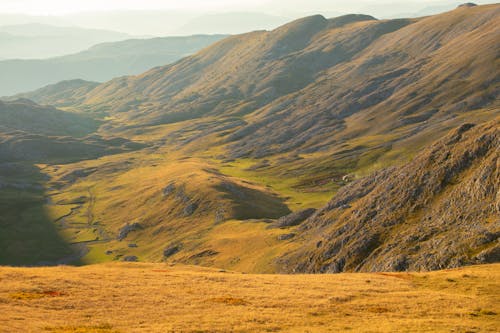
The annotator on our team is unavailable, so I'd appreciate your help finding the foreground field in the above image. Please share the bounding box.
[0,264,498,332]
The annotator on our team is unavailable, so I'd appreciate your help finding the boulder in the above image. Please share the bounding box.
[123,256,138,262]
[163,183,176,197]
[163,244,182,258]
[183,203,198,216]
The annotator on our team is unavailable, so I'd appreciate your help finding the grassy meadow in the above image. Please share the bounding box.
[0,263,498,332]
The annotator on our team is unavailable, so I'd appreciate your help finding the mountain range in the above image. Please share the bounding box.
[0,3,498,272]
[0,34,227,96]
[0,23,132,59]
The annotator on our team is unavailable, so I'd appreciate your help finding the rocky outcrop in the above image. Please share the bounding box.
[277,233,296,241]
[162,182,176,197]
[163,244,182,258]
[280,120,499,273]
[269,208,317,229]
[183,203,198,217]
[117,223,143,241]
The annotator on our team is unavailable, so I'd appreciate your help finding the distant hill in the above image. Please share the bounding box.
[0,34,227,96]
[0,23,131,59]
[7,80,100,107]
[174,12,290,35]
[0,99,144,163]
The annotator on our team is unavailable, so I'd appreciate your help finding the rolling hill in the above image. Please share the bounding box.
[0,34,227,96]
[0,4,498,272]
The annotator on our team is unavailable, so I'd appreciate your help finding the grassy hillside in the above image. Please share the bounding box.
[0,263,498,332]
[0,35,227,96]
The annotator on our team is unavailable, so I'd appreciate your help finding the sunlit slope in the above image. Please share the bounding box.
[0,263,498,332]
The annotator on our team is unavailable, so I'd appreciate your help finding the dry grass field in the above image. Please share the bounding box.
[0,263,498,332]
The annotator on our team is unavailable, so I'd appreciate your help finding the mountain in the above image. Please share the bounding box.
[8,80,100,107]
[174,12,290,35]
[0,23,131,59]
[0,4,498,271]
[279,119,499,273]
[0,99,144,163]
[0,35,227,96]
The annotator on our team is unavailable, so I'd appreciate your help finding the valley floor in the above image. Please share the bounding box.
[0,264,498,332]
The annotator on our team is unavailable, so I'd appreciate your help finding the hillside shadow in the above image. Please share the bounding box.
[215,181,291,220]
[0,163,74,266]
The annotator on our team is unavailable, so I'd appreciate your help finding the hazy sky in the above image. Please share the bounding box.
[0,0,497,15]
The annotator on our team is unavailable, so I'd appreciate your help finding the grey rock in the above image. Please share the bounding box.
[123,256,138,262]
[163,182,176,197]
[277,233,296,241]
[163,244,181,258]
[270,208,317,229]
[215,207,226,224]
[183,203,198,216]
[117,222,143,241]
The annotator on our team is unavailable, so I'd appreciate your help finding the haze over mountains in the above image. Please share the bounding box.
[0,3,498,275]
[0,23,131,59]
[0,35,226,96]
[0,1,497,36]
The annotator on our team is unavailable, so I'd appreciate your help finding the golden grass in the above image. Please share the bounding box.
[0,263,498,332]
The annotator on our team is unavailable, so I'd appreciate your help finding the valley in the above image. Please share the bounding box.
[0,4,498,273]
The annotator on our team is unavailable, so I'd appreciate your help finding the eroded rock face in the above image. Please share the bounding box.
[279,120,500,273]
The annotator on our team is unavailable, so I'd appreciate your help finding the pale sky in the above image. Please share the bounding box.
[0,0,497,15]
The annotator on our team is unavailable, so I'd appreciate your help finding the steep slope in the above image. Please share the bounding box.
[0,35,227,96]
[279,119,499,273]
